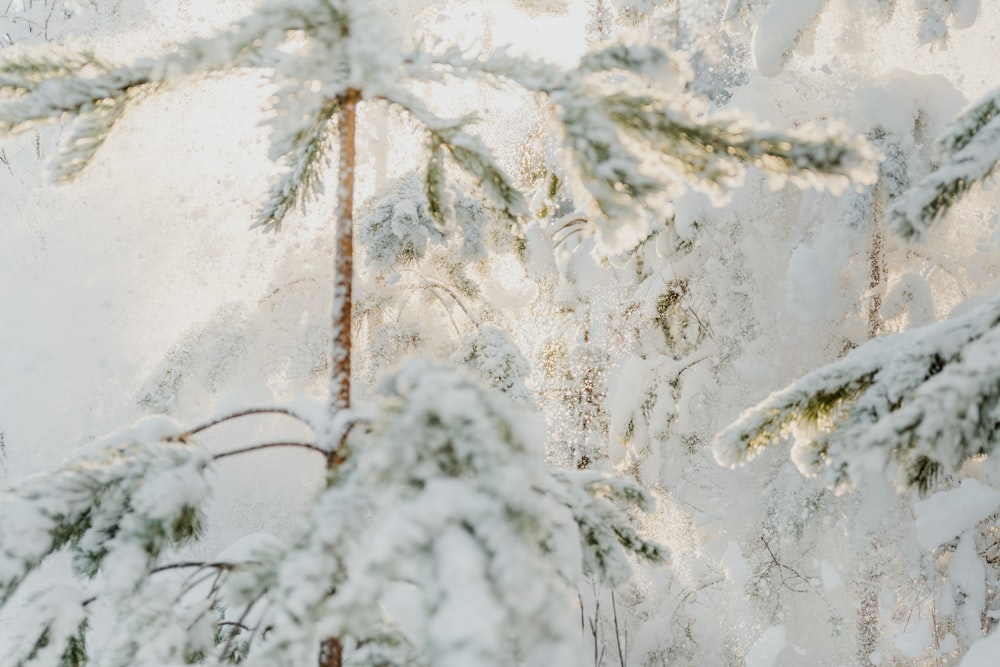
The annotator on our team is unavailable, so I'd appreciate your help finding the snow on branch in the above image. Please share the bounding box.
[418,43,875,250]
[0,0,355,190]
[0,55,152,137]
[383,89,529,226]
[889,86,1000,241]
[600,93,877,194]
[0,416,213,664]
[714,297,1000,492]
[2,7,875,245]
[751,0,825,77]
[324,361,665,667]
[254,101,340,232]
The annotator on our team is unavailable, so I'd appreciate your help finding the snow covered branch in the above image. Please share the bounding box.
[889,86,1000,240]
[715,298,1000,491]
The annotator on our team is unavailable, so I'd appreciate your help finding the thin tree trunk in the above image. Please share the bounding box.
[319,86,361,667]
[319,637,344,667]
[327,87,361,454]
[867,184,886,341]
[859,184,886,664]
[856,569,880,665]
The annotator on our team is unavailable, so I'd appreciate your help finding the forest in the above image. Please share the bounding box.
[0,0,998,665]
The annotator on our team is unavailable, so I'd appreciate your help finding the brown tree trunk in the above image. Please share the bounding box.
[328,87,361,453]
[319,637,344,667]
[318,86,361,667]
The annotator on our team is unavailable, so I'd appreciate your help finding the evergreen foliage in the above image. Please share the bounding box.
[0,0,874,243]
[716,78,1000,493]
[0,364,664,666]
[716,292,1000,492]
[4,0,994,665]
[889,86,1000,241]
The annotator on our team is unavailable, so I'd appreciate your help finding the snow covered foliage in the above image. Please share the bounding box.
[0,364,662,667]
[715,296,1000,491]
[733,0,985,76]
[0,0,875,248]
[330,362,664,667]
[714,76,1000,494]
[890,86,1000,241]
[914,0,981,44]
[750,0,825,77]
[0,416,212,666]
[4,0,1000,665]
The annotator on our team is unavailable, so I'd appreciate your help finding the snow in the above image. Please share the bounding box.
[953,0,981,29]
[961,629,1000,667]
[894,620,932,658]
[914,478,1000,550]
[746,625,787,667]
[949,531,987,645]
[752,0,825,77]
[1,0,999,665]
[786,243,831,324]
[820,560,843,592]
[722,540,750,585]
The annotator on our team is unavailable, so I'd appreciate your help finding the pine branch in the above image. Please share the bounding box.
[715,297,1000,490]
[578,44,672,77]
[601,92,876,189]
[0,418,211,603]
[385,89,528,222]
[546,469,667,587]
[889,91,1000,240]
[254,101,339,232]
[0,48,104,94]
[937,88,1000,157]
[436,126,529,221]
[49,94,130,182]
[0,62,153,136]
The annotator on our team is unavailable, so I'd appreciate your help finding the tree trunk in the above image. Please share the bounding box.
[319,86,361,667]
[319,637,344,667]
[327,87,361,455]
[856,570,880,665]
[867,184,886,341]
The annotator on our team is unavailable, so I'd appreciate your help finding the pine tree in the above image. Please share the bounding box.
[0,0,879,665]
[714,84,1000,493]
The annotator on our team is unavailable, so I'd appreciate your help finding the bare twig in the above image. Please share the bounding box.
[181,407,316,439]
[759,536,812,594]
[400,269,481,327]
[151,561,239,575]
[43,0,55,41]
[218,621,252,632]
[219,594,266,661]
[212,441,327,461]
[552,217,587,249]
[611,590,626,667]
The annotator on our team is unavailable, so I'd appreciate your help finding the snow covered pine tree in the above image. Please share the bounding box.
[714,85,1000,492]
[0,0,875,665]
